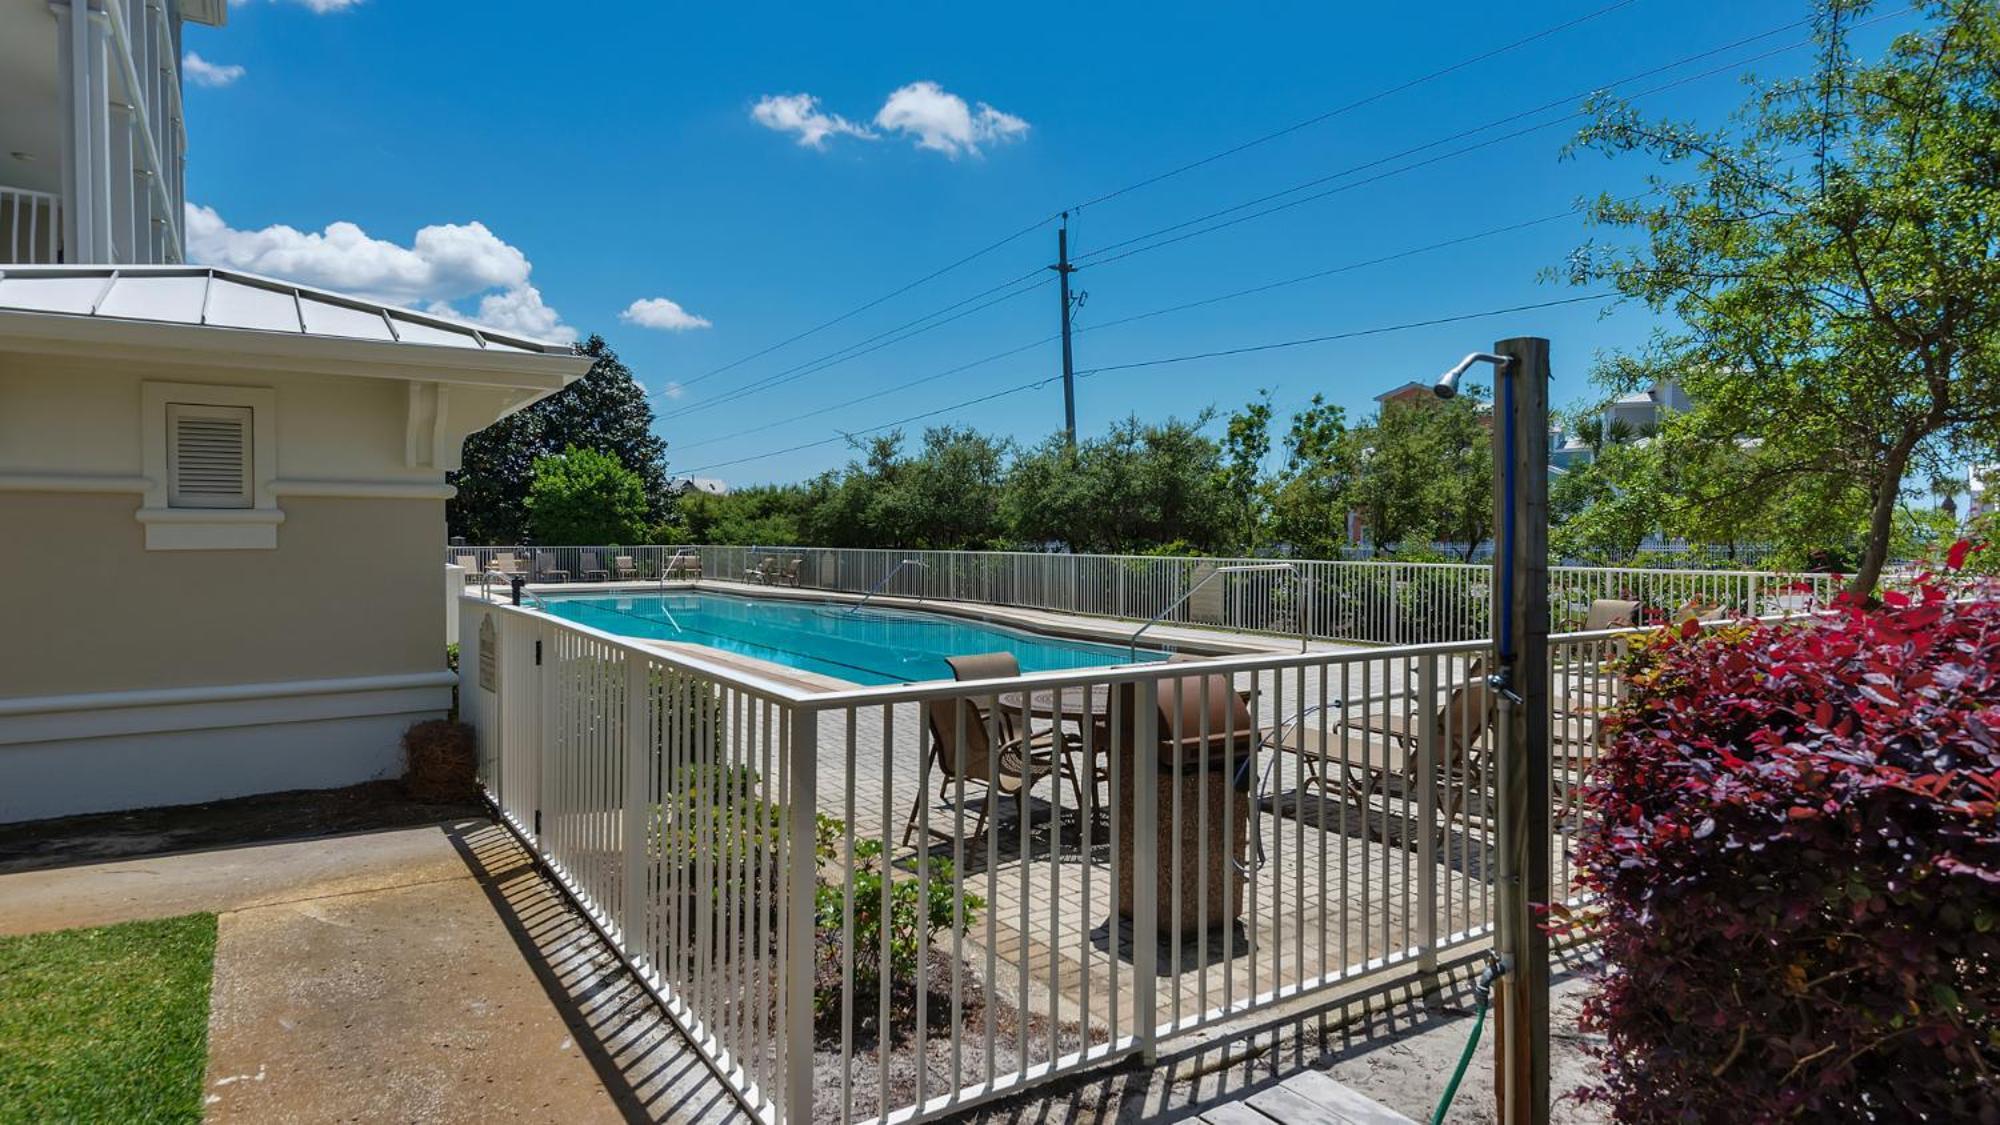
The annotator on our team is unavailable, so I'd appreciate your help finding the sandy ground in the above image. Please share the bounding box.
[947,948,1608,1125]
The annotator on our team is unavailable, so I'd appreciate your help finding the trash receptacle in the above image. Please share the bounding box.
[1116,673,1254,934]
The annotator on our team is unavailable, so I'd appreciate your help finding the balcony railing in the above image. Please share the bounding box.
[1,187,63,265]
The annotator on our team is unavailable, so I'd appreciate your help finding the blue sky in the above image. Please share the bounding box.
[181,1,1920,486]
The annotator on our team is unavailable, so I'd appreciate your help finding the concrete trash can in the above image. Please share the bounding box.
[1115,673,1255,934]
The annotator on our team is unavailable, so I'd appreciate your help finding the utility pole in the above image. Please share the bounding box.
[1490,336,1552,1125]
[1051,212,1078,445]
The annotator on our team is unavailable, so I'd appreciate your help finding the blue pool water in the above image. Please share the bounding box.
[539,590,1169,685]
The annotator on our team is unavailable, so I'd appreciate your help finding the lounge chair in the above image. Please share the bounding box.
[1268,657,1493,835]
[533,552,570,583]
[487,552,525,581]
[1582,598,1640,630]
[745,557,781,585]
[613,554,642,580]
[577,552,609,582]
[901,652,1085,846]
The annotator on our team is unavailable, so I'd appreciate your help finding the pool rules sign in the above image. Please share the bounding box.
[478,615,496,693]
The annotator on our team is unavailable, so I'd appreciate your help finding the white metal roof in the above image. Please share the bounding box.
[0,266,574,357]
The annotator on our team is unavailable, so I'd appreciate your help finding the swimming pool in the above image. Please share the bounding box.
[538,590,1170,685]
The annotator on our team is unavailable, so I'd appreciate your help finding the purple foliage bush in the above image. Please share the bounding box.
[1574,554,1999,1121]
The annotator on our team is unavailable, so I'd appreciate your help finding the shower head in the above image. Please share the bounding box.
[1435,352,1512,399]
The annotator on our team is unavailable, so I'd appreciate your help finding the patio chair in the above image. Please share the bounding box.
[613,554,642,580]
[577,552,610,582]
[662,553,701,580]
[901,652,1085,847]
[1672,599,1730,624]
[745,557,779,585]
[777,556,804,587]
[1582,598,1640,630]
[533,552,570,583]
[487,552,526,581]
[1268,657,1493,834]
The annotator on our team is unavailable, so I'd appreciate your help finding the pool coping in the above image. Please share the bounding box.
[467,577,1338,688]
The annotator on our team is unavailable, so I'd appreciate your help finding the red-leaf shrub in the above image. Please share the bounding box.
[1575,565,2000,1122]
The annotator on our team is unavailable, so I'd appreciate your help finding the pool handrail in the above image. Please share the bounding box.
[847,558,928,615]
[1129,561,1306,657]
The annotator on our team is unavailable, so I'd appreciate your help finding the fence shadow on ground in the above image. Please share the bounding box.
[946,940,1603,1125]
[442,818,757,1125]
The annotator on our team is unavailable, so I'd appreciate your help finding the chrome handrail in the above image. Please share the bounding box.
[661,547,700,590]
[1130,561,1306,657]
[848,558,927,614]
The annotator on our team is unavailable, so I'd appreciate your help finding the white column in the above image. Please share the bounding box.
[108,102,134,261]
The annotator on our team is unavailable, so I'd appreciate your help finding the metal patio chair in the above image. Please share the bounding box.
[901,652,1085,847]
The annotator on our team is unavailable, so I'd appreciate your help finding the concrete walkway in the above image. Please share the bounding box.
[0,818,750,1124]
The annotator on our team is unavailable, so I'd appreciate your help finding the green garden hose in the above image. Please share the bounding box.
[1431,955,1508,1125]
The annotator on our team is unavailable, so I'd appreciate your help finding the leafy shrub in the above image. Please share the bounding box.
[1574,558,1999,1121]
[525,444,649,545]
[647,760,783,952]
[811,817,982,1037]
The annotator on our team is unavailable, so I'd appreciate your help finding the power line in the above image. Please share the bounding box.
[677,293,1614,475]
[670,202,1592,455]
[666,270,1051,419]
[1072,14,1827,271]
[670,332,1059,454]
[1065,0,1643,214]
[669,13,1780,420]
[1074,293,1611,377]
[674,1,1646,394]
[675,216,1055,391]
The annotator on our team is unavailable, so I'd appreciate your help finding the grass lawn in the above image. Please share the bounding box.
[0,913,217,1123]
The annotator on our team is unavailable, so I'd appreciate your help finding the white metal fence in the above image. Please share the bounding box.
[462,594,1642,1124]
[448,542,1838,645]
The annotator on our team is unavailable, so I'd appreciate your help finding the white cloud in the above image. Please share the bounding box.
[619,297,712,332]
[182,52,245,88]
[184,202,576,343]
[658,382,686,400]
[750,93,877,149]
[873,81,1028,158]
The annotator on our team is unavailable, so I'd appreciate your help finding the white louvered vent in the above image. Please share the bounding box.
[166,403,253,509]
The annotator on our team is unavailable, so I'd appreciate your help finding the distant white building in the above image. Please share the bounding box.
[673,475,730,497]
[1603,379,1691,439]
[1971,464,1997,521]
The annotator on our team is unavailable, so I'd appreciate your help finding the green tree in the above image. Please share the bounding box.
[879,426,1010,549]
[1562,1,2000,593]
[1550,441,1666,563]
[666,486,807,545]
[1425,391,1495,559]
[1266,395,1355,555]
[1218,393,1274,553]
[450,335,669,542]
[524,446,649,545]
[1001,415,1232,553]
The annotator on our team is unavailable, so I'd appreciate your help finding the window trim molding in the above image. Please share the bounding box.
[140,381,280,550]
